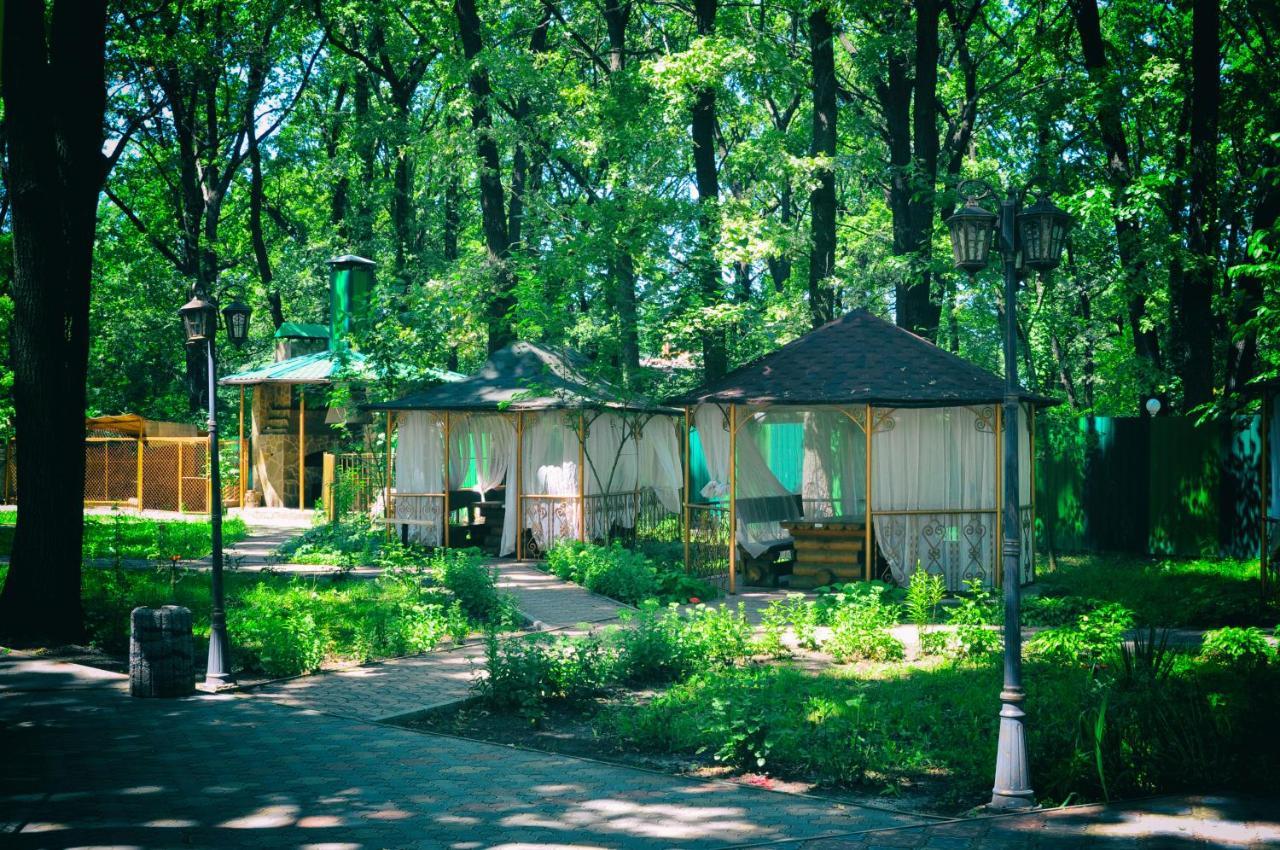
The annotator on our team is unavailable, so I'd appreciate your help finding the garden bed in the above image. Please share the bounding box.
[409,575,1280,816]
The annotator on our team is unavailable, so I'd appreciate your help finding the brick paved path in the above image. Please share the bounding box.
[0,653,927,849]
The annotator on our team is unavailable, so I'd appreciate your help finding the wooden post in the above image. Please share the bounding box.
[1262,393,1271,593]
[238,386,246,509]
[515,412,525,560]
[177,440,184,513]
[136,438,144,512]
[683,406,692,573]
[578,411,586,542]
[321,453,336,522]
[102,441,109,503]
[994,404,1004,589]
[443,412,451,549]
[865,405,873,583]
[298,387,306,510]
[728,404,737,595]
[384,411,393,540]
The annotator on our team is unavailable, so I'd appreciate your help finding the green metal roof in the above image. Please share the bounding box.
[219,349,464,387]
[274,322,330,340]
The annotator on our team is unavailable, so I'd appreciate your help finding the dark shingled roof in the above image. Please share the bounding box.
[365,341,679,414]
[675,309,1057,408]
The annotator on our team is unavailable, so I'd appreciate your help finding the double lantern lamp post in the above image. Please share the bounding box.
[178,289,252,690]
[944,179,1072,810]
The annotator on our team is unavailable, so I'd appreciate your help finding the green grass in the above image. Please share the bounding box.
[1034,553,1277,627]
[603,652,1280,812]
[275,521,409,567]
[0,510,247,560]
[0,549,516,678]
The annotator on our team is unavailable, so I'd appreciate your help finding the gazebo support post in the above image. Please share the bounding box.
[1029,404,1036,580]
[994,404,1003,589]
[516,412,525,560]
[683,406,691,572]
[578,411,586,542]
[238,386,246,509]
[136,436,144,512]
[990,190,1033,811]
[443,412,451,549]
[298,388,306,510]
[384,412,393,540]
[865,404,873,582]
[728,404,737,595]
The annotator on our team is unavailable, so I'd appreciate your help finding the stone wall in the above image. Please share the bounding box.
[250,384,338,508]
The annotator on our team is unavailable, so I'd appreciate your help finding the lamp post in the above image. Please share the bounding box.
[179,287,252,690]
[945,179,1071,810]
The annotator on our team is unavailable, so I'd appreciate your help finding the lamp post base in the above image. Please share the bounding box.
[989,687,1036,810]
[201,611,236,691]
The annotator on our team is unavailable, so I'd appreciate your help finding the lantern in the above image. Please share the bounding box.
[178,293,218,345]
[946,199,998,273]
[1017,195,1073,271]
[221,296,252,349]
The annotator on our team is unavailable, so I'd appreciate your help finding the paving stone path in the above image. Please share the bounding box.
[4,653,1278,849]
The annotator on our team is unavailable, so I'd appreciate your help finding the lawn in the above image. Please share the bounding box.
[1032,553,1276,627]
[0,510,248,560]
[0,548,520,678]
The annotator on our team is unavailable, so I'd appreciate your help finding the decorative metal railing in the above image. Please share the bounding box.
[872,508,998,589]
[1019,503,1035,584]
[685,502,730,581]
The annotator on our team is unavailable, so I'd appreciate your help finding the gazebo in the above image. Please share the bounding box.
[676,309,1053,593]
[365,341,684,557]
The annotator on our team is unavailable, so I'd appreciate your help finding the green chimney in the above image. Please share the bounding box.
[327,255,376,350]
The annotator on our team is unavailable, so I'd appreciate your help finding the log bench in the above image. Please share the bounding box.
[780,517,866,588]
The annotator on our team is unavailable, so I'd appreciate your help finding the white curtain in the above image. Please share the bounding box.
[694,404,799,557]
[871,406,996,589]
[801,408,866,519]
[518,411,581,552]
[583,412,640,538]
[452,413,513,495]
[639,415,683,513]
[393,412,444,545]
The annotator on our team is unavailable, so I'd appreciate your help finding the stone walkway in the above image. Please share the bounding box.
[4,653,1278,849]
[245,560,629,721]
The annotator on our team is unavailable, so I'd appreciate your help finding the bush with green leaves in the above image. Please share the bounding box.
[545,540,716,605]
[1025,602,1135,666]
[906,570,947,656]
[432,547,516,625]
[473,630,617,718]
[826,585,904,662]
[614,601,692,684]
[814,580,903,625]
[683,602,752,666]
[1199,626,1275,668]
[946,579,1001,659]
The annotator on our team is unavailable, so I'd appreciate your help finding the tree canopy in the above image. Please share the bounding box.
[4,0,1277,430]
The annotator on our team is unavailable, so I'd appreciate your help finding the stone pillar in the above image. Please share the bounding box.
[130,606,195,698]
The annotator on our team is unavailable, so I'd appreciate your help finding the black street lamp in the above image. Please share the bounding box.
[945,179,1072,811]
[179,286,252,690]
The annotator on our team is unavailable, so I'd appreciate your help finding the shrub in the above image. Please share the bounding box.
[814,580,902,626]
[1025,603,1134,667]
[473,630,617,718]
[826,586,904,663]
[755,598,792,657]
[947,579,1001,659]
[433,548,515,625]
[1199,626,1275,668]
[683,603,752,666]
[905,569,946,627]
[614,602,690,684]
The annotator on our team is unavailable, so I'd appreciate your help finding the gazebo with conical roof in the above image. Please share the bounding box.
[674,309,1055,593]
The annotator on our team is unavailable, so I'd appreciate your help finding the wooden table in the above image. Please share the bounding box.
[780,517,866,589]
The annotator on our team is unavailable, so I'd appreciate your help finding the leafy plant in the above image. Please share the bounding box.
[1199,626,1275,668]
[1025,603,1135,667]
[826,586,904,662]
[906,570,946,656]
[947,579,1001,659]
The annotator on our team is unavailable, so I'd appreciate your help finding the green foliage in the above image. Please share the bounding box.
[905,570,946,627]
[614,602,693,684]
[431,548,516,626]
[946,579,1001,659]
[1025,603,1135,666]
[473,631,617,719]
[544,540,716,606]
[0,511,247,560]
[1199,627,1276,668]
[275,521,415,569]
[826,585,905,663]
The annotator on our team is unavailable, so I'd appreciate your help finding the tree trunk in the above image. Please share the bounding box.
[1072,0,1163,407]
[1172,0,1220,410]
[692,0,726,380]
[455,0,517,352]
[0,0,108,645]
[899,0,941,341]
[807,5,838,328]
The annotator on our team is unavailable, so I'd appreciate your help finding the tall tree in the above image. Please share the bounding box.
[0,0,108,642]
[808,4,838,328]
[691,0,727,379]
